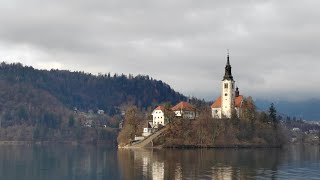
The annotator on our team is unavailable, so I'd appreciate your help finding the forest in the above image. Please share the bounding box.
[0,62,187,144]
[0,62,186,115]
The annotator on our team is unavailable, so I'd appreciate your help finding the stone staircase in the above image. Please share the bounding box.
[125,126,168,148]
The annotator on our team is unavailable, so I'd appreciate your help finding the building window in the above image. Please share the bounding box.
[224,83,228,88]
[225,93,228,96]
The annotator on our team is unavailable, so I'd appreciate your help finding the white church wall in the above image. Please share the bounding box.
[212,108,221,118]
[221,80,235,118]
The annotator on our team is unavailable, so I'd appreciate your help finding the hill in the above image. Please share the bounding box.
[255,99,320,121]
[0,62,186,115]
[0,62,187,143]
[0,79,71,129]
[0,78,120,143]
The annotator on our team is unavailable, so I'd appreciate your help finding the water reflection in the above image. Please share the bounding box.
[211,167,232,180]
[0,145,120,180]
[0,145,318,180]
[118,145,320,180]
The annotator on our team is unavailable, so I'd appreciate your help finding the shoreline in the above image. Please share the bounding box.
[161,144,283,149]
[119,143,284,149]
[0,140,113,146]
[2,141,318,148]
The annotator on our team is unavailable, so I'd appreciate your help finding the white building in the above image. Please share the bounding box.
[143,121,154,137]
[97,109,104,114]
[152,106,166,127]
[171,101,197,119]
[150,102,197,130]
[211,54,243,119]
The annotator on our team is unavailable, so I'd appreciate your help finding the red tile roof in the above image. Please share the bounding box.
[154,106,165,111]
[171,101,195,111]
[211,95,243,108]
[235,95,244,107]
[211,97,222,108]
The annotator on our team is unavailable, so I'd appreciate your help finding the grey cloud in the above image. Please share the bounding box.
[0,0,319,101]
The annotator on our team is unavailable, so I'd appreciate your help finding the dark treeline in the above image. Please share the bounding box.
[0,62,186,115]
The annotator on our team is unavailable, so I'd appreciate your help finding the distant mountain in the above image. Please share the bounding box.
[255,99,320,121]
[0,62,187,115]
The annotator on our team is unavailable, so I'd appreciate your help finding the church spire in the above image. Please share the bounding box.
[227,49,230,65]
[223,51,233,81]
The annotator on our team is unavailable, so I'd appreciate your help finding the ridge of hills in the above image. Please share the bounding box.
[0,62,186,115]
[0,62,187,143]
[255,99,320,121]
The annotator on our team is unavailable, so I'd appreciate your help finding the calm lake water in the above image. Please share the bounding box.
[0,145,319,180]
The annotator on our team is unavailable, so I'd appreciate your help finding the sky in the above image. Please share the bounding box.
[0,0,320,101]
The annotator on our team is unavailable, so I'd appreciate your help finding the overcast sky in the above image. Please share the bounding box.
[0,0,319,101]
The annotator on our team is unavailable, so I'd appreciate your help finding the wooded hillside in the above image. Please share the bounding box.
[0,62,187,143]
[0,62,186,115]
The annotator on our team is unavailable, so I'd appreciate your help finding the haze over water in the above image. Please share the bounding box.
[0,145,319,180]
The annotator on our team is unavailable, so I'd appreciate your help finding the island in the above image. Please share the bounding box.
[118,54,288,148]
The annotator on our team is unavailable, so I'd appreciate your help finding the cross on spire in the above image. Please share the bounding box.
[227,49,230,65]
[223,50,233,81]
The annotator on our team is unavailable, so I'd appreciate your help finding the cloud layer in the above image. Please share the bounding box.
[1,0,320,101]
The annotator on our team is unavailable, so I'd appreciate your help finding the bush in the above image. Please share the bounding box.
[257,128,275,144]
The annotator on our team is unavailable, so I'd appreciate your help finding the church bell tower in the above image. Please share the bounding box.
[221,53,235,118]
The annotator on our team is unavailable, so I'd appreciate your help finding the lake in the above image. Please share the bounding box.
[0,145,319,180]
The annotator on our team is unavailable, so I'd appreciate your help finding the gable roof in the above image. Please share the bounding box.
[171,101,195,111]
[154,106,165,111]
[211,97,222,108]
[235,95,244,107]
[211,95,244,108]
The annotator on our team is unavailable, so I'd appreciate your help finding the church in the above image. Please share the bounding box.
[211,54,243,118]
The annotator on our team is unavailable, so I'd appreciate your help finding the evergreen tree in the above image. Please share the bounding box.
[269,103,278,127]
[0,62,187,115]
